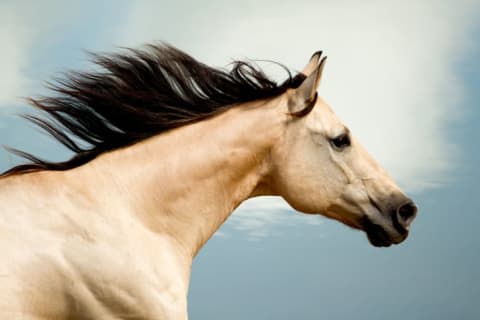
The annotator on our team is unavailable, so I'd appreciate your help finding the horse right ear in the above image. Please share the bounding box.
[288,55,327,117]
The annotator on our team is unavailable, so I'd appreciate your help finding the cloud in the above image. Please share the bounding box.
[121,0,478,191]
[119,0,479,238]
[0,0,87,107]
[228,197,323,241]
[0,3,30,106]
[1,1,478,239]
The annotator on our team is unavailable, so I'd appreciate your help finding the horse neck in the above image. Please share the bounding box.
[74,97,285,258]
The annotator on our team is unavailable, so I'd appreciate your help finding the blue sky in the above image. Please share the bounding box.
[1,1,479,319]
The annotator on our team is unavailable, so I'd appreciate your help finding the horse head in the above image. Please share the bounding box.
[271,53,417,247]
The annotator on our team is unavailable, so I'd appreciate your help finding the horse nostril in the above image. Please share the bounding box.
[396,201,417,227]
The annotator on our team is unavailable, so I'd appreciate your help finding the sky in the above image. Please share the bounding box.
[0,0,479,319]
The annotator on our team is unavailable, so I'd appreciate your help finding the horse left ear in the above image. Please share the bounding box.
[301,51,322,76]
[289,56,327,116]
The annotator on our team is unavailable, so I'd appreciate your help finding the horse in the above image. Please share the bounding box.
[0,44,417,319]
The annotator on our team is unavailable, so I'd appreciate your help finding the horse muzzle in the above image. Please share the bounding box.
[362,198,417,247]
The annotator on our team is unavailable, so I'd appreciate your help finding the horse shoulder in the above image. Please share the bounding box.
[0,173,190,319]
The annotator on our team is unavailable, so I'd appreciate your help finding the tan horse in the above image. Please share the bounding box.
[0,45,416,319]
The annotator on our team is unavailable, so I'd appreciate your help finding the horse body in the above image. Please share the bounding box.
[0,100,282,319]
[0,45,417,319]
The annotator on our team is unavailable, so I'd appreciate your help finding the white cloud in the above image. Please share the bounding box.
[120,0,478,189]
[120,0,479,238]
[228,197,323,241]
[0,1,86,106]
[0,3,30,106]
[1,1,478,239]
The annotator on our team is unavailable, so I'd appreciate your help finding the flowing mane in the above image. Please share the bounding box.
[2,43,305,176]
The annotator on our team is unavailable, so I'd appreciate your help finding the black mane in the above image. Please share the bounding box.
[2,43,305,176]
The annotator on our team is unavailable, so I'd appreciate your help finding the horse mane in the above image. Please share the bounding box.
[1,43,306,176]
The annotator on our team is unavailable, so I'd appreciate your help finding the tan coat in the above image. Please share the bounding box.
[0,54,415,319]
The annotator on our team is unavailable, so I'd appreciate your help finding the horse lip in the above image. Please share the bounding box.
[364,221,392,247]
[361,215,407,247]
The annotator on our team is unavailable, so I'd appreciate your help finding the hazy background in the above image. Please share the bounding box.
[1,0,479,319]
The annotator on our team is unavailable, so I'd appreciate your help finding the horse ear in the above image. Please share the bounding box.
[289,56,327,116]
[301,51,322,76]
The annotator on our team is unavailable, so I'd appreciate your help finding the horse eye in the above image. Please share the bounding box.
[330,134,351,150]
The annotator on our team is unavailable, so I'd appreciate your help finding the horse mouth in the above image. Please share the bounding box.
[361,216,408,247]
